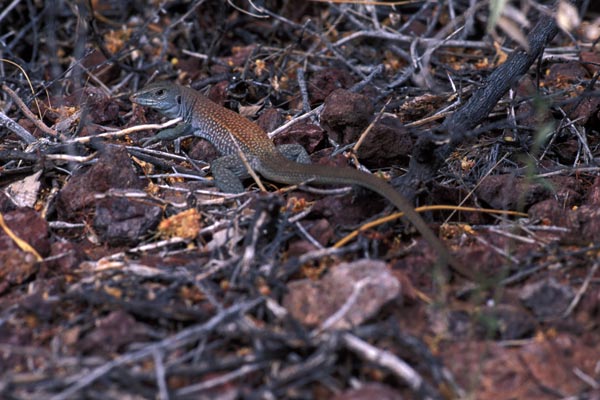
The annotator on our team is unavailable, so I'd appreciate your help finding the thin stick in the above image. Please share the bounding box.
[353,98,391,153]
[0,110,36,143]
[72,118,182,143]
[563,261,599,318]
[342,333,441,398]
[49,298,263,400]
[2,84,61,139]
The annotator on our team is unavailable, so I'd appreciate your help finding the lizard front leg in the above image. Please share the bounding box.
[141,123,194,147]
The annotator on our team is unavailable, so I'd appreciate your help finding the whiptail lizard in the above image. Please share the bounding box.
[130,81,462,272]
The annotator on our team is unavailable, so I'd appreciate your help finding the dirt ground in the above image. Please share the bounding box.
[1,1,600,399]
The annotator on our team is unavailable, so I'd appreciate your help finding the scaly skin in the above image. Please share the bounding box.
[130,81,463,273]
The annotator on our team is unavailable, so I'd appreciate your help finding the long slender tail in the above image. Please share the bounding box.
[260,156,467,275]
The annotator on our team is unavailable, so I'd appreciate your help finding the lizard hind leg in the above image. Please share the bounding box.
[276,144,311,164]
[210,155,249,193]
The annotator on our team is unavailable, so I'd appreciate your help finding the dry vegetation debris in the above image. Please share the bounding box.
[1,0,600,399]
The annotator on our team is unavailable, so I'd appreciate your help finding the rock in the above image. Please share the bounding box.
[283,259,401,330]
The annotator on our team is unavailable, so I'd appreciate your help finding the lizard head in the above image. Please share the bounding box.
[130,81,183,119]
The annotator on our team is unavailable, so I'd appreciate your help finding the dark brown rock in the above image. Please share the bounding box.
[0,208,50,256]
[287,219,334,256]
[80,310,149,354]
[189,138,220,163]
[549,175,582,207]
[355,116,413,166]
[309,187,386,226]
[546,61,590,86]
[256,107,283,133]
[43,241,88,275]
[320,89,374,145]
[584,176,600,206]
[0,250,38,294]
[476,174,552,211]
[94,196,162,246]
[477,304,537,340]
[574,205,600,245]
[273,120,325,154]
[581,51,600,76]
[528,199,574,228]
[55,146,145,221]
[80,49,120,85]
[520,278,574,319]
[308,68,355,104]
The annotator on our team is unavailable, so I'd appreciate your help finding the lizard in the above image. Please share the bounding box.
[130,81,463,273]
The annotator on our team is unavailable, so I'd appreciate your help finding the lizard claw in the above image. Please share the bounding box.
[140,135,160,147]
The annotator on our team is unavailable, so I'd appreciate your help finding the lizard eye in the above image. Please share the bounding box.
[155,89,165,96]
[176,95,182,105]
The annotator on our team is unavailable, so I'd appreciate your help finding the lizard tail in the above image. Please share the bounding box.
[259,156,464,274]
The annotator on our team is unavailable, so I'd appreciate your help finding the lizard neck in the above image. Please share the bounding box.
[177,86,199,123]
